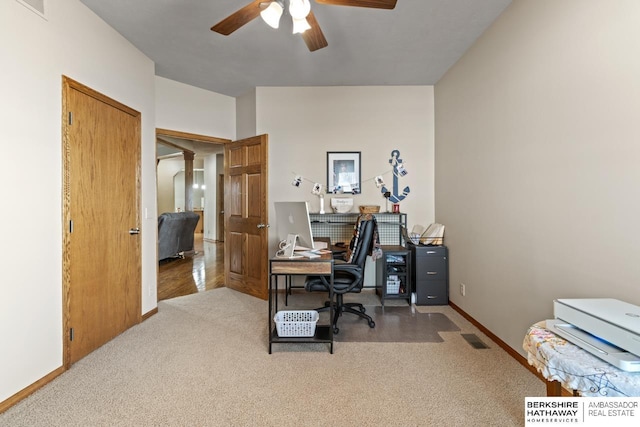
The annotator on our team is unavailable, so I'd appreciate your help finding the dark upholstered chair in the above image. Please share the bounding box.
[158,212,200,261]
[305,218,377,334]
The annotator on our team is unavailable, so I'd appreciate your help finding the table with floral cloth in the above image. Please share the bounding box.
[523,320,640,397]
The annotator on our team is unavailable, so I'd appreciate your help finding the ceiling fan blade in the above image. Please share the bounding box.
[301,11,328,52]
[314,0,397,9]
[211,0,264,35]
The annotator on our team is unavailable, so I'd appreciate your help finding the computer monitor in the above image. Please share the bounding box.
[274,201,315,250]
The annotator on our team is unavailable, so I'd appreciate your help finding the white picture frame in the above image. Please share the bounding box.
[327,151,361,194]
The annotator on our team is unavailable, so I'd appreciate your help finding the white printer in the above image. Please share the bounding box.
[546,298,640,372]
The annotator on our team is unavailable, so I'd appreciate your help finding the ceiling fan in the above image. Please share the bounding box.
[211,0,397,52]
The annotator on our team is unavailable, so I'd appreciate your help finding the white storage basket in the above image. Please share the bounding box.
[274,310,319,337]
[386,280,400,294]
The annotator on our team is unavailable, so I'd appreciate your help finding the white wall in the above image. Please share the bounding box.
[0,0,156,403]
[204,154,220,241]
[155,76,236,139]
[434,0,640,356]
[158,159,206,213]
[256,86,435,250]
[236,89,257,140]
[157,158,182,215]
[253,87,433,288]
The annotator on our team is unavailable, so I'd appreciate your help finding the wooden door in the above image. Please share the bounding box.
[217,173,224,242]
[224,135,269,299]
[62,77,141,366]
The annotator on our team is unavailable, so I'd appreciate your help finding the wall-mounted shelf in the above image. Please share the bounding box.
[309,212,407,246]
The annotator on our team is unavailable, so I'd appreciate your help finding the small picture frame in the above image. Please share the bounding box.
[327,152,361,194]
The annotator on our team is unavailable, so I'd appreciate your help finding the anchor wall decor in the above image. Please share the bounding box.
[381,149,410,203]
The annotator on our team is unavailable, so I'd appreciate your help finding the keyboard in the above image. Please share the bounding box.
[295,250,321,259]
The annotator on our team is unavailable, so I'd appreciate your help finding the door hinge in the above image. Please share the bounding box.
[69,220,74,233]
[68,111,73,125]
[69,328,74,341]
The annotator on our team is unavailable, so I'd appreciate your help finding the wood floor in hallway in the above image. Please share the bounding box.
[158,235,224,301]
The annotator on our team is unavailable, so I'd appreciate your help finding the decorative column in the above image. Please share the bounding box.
[184,151,195,212]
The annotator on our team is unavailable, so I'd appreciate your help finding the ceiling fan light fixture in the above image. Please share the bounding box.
[289,0,311,20]
[260,1,284,29]
[291,17,311,34]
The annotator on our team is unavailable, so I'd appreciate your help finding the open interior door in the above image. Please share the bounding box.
[224,135,269,299]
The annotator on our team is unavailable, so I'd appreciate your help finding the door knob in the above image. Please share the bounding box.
[129,228,140,235]
[257,224,270,229]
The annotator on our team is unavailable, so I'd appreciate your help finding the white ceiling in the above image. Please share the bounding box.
[79,0,512,98]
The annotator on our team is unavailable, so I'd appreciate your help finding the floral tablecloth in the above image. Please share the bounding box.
[523,320,640,397]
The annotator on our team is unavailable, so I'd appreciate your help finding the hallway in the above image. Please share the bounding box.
[157,235,224,301]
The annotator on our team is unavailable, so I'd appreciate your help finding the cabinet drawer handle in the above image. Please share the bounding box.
[427,295,438,299]
[427,251,437,254]
[426,272,437,275]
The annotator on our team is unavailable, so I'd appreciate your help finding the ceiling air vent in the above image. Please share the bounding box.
[16,0,46,19]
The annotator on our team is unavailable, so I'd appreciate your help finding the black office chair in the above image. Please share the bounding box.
[305,217,377,334]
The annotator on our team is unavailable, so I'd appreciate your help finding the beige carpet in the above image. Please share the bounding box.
[0,287,545,426]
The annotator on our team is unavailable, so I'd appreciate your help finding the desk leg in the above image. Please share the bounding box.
[329,266,334,354]
[268,274,273,354]
[546,380,562,397]
[285,275,290,306]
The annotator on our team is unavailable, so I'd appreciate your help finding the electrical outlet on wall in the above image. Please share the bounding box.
[460,283,466,296]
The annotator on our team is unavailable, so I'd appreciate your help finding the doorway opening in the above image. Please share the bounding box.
[156,129,229,301]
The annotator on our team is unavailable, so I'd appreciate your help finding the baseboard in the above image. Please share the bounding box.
[2,309,159,413]
[448,301,547,383]
[450,302,578,396]
[0,365,65,414]
[142,307,158,321]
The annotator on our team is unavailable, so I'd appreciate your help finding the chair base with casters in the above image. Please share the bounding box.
[305,217,379,334]
[313,293,375,334]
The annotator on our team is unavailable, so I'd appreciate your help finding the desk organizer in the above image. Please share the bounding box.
[274,310,319,337]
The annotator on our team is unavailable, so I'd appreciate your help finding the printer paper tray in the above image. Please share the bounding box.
[547,319,640,372]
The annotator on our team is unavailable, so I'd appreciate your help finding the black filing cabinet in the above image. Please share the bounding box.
[410,245,448,305]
